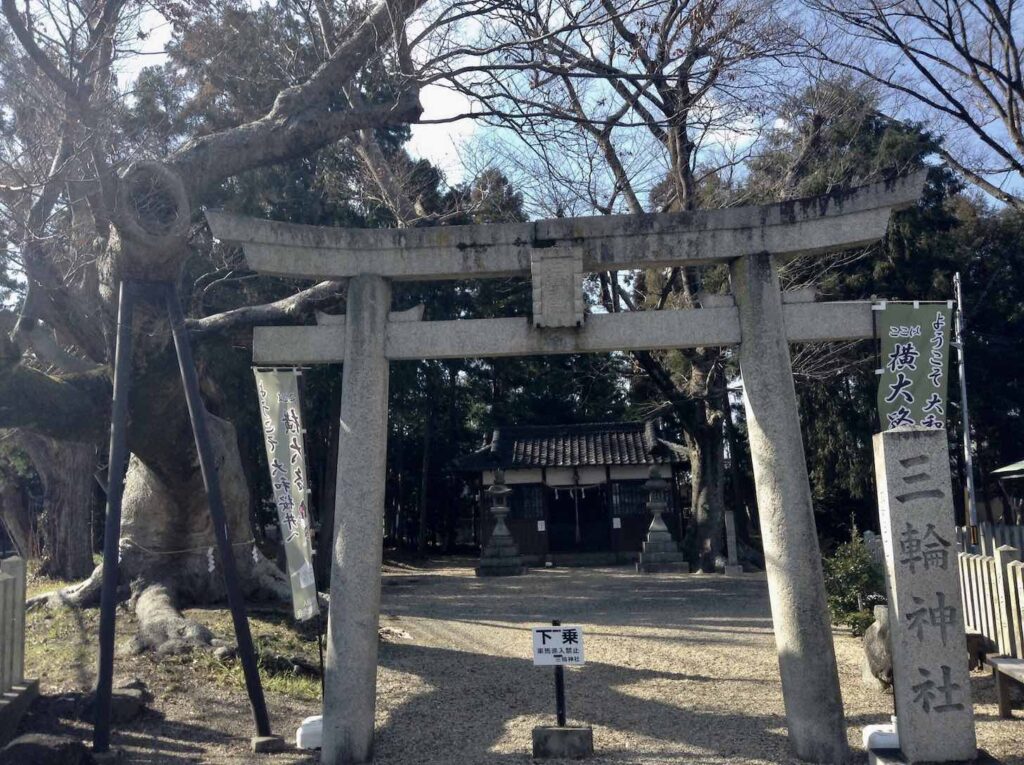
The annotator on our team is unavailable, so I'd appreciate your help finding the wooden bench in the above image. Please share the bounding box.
[959,544,1024,719]
[989,657,1024,718]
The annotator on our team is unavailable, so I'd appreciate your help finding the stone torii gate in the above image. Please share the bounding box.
[207,172,925,765]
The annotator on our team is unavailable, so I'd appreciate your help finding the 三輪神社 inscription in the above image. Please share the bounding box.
[875,428,976,763]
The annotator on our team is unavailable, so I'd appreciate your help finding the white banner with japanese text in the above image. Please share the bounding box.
[254,368,319,621]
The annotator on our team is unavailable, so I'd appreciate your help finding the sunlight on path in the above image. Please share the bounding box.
[373,565,1024,765]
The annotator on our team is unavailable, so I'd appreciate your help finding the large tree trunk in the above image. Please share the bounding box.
[0,479,34,558]
[20,435,97,580]
[724,399,758,542]
[2,0,426,649]
[686,419,727,572]
[29,282,289,653]
[117,414,289,653]
[38,409,290,654]
[416,416,432,555]
[110,286,289,651]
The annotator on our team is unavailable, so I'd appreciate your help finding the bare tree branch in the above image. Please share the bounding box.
[803,0,1024,208]
[169,0,427,197]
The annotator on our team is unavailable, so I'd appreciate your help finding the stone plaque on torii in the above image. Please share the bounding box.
[207,173,926,765]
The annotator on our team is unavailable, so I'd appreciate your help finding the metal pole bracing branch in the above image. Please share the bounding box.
[164,284,272,738]
[954,272,979,535]
[94,281,135,754]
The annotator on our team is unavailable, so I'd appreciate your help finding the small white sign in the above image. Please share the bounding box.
[537,520,546,532]
[612,517,621,529]
[532,626,585,666]
[297,562,316,589]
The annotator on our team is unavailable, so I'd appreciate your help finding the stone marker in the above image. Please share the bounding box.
[724,511,742,576]
[476,470,524,577]
[873,427,976,763]
[636,467,689,574]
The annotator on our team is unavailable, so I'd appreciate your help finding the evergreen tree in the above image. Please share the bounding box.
[741,79,1024,539]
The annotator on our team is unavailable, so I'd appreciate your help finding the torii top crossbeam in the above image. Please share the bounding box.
[207,172,925,366]
[207,172,924,282]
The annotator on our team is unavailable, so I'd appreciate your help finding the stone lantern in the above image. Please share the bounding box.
[636,466,689,573]
[475,469,524,577]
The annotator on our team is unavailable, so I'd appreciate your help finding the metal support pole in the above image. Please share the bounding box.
[94,281,135,753]
[164,284,272,738]
[953,273,978,539]
[553,620,566,727]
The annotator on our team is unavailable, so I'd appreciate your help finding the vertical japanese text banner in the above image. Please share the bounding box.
[254,369,319,621]
[875,303,953,431]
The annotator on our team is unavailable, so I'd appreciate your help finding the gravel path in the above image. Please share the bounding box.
[19,561,1024,763]
[371,562,1024,765]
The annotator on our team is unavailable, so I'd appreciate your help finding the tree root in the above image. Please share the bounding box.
[128,581,214,656]
[26,561,105,610]
[25,556,321,663]
[247,554,293,603]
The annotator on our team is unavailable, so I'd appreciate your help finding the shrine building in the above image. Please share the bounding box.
[456,419,687,565]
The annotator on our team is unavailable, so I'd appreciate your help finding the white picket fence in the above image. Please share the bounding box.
[958,545,1024,659]
[0,556,26,697]
[957,522,1024,557]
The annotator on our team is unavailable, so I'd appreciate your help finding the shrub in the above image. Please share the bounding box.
[823,530,887,636]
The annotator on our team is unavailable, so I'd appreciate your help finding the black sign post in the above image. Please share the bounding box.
[531,620,593,758]
[552,619,567,727]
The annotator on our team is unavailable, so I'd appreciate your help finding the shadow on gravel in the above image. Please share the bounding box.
[373,567,793,764]
[14,692,318,764]
[375,641,792,765]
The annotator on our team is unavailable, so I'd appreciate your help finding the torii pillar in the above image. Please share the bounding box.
[322,274,392,764]
[732,254,848,762]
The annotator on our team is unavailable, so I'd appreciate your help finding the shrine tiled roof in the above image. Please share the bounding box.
[455,420,687,471]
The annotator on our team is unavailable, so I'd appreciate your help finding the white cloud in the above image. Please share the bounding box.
[116,9,174,86]
[406,85,478,185]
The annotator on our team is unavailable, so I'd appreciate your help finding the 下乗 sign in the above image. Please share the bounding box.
[874,302,953,431]
[532,625,585,666]
[254,368,319,621]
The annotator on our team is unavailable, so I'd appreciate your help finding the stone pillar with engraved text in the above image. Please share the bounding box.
[874,427,976,763]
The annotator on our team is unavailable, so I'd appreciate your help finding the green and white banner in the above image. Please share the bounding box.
[875,302,953,431]
[254,368,319,622]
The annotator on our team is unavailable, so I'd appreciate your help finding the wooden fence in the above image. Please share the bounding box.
[0,555,34,745]
[0,556,26,695]
[957,522,1024,557]
[958,544,1024,659]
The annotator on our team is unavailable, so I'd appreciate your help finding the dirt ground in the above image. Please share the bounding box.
[17,560,1024,764]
